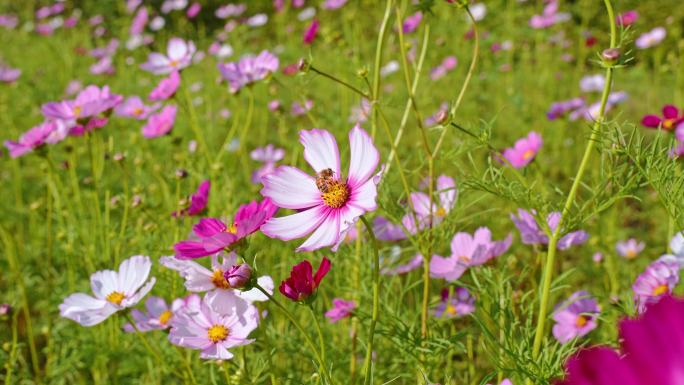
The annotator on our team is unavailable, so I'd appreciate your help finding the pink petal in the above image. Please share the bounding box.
[299,128,341,175]
[261,205,327,241]
[297,209,340,251]
[347,125,379,187]
[260,166,322,209]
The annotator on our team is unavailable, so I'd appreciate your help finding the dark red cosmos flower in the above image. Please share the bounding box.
[279,257,331,302]
[641,105,684,131]
[556,296,684,385]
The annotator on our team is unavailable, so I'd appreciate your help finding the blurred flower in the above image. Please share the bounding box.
[59,255,156,326]
[251,145,285,184]
[579,74,605,93]
[141,38,196,75]
[325,298,356,322]
[349,98,371,123]
[431,227,512,281]
[0,64,21,83]
[186,3,201,18]
[115,96,160,120]
[635,27,666,49]
[430,56,457,81]
[173,179,210,217]
[291,100,313,116]
[616,10,638,27]
[633,259,679,313]
[380,60,399,77]
[168,292,258,360]
[90,56,114,75]
[161,0,187,14]
[659,231,684,268]
[303,19,319,45]
[402,175,457,234]
[141,104,177,138]
[511,209,588,250]
[469,3,487,22]
[149,70,180,101]
[279,257,331,302]
[246,14,268,27]
[261,127,380,251]
[215,4,246,19]
[373,216,407,242]
[130,7,148,35]
[323,0,348,10]
[547,97,584,120]
[382,254,422,275]
[174,198,277,259]
[402,11,422,34]
[0,303,10,316]
[0,14,18,29]
[552,291,600,344]
[616,238,645,259]
[424,102,449,126]
[529,0,570,29]
[434,287,475,318]
[641,104,683,131]
[487,380,513,385]
[123,296,183,332]
[218,50,279,93]
[502,131,542,168]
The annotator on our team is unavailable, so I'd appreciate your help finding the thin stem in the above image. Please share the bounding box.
[223,360,232,385]
[527,1,617,383]
[359,215,381,385]
[182,84,212,166]
[370,0,394,138]
[309,65,369,98]
[308,305,327,363]
[123,312,165,367]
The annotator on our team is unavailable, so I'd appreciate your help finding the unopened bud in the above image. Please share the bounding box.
[601,48,620,63]
[356,67,368,78]
[113,152,125,162]
[223,264,253,289]
[297,58,310,73]
[175,169,188,179]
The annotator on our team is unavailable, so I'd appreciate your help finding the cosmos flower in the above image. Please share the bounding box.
[381,254,423,275]
[511,209,588,250]
[552,291,600,344]
[547,98,585,120]
[579,74,605,93]
[424,102,449,126]
[373,216,407,241]
[487,380,513,385]
[148,70,180,101]
[168,292,258,360]
[130,6,148,36]
[402,175,457,234]
[323,0,348,10]
[632,259,679,313]
[140,38,196,75]
[4,120,66,158]
[616,10,638,27]
[173,179,210,217]
[215,4,246,19]
[279,257,331,302]
[402,11,422,34]
[658,231,684,268]
[115,96,159,120]
[59,255,156,327]
[303,19,319,45]
[529,0,570,29]
[641,104,683,131]
[434,287,475,318]
[160,252,273,310]
[635,27,666,49]
[161,0,188,14]
[430,227,512,282]
[123,296,184,332]
[291,100,313,116]
[501,131,542,168]
[616,238,645,259]
[251,144,285,184]
[0,64,20,83]
[261,126,380,252]
[557,296,684,385]
[90,56,115,75]
[141,104,177,138]
[42,85,123,134]
[174,198,277,259]
[217,50,279,93]
[325,298,356,323]
[186,3,201,18]
[430,56,458,81]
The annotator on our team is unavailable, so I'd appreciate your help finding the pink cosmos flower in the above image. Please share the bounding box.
[174,198,278,259]
[424,102,449,126]
[186,3,201,18]
[115,96,160,120]
[4,121,65,158]
[502,131,542,168]
[430,227,512,282]
[641,104,683,131]
[130,6,148,35]
[402,175,457,234]
[173,180,210,217]
[635,27,666,49]
[303,19,319,45]
[402,11,422,34]
[381,254,423,275]
[218,50,279,93]
[579,74,605,93]
[552,291,600,344]
[149,70,180,101]
[511,209,588,250]
[430,56,458,81]
[616,238,645,259]
[325,298,356,323]
[434,287,475,318]
[161,0,188,14]
[215,4,246,19]
[547,98,585,120]
[141,104,177,138]
[90,57,115,76]
[529,0,570,29]
[488,380,513,385]
[616,10,638,27]
[160,252,274,309]
[59,255,156,326]
[251,144,285,184]
[556,296,684,385]
[260,126,380,252]
[279,257,331,302]
[373,216,407,241]
[632,259,679,313]
[140,38,196,75]
[0,14,18,29]
[323,0,348,10]
[0,64,20,83]
[42,85,123,133]
[291,100,313,116]
[123,296,184,332]
[168,292,258,360]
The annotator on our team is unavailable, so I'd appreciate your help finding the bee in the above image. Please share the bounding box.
[315,168,335,193]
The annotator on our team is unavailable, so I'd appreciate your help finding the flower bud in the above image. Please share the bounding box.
[0,303,11,316]
[297,58,310,73]
[224,263,253,289]
[601,48,620,63]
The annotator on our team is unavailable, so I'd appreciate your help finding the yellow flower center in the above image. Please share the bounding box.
[207,324,229,343]
[653,284,669,296]
[106,291,125,305]
[435,207,447,217]
[133,107,144,116]
[159,310,173,326]
[575,315,588,328]
[211,269,230,289]
[321,181,350,209]
[626,249,637,259]
[663,119,675,130]
[522,149,536,161]
[445,304,458,316]
[73,105,82,118]
[225,223,237,234]
[170,60,179,67]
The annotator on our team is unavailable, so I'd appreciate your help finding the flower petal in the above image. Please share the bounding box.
[347,125,379,187]
[299,128,341,175]
[297,209,340,252]
[261,205,327,241]
[260,166,322,209]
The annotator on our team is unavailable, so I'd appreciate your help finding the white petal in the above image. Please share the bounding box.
[261,205,328,241]
[260,166,322,209]
[347,125,379,187]
[167,38,188,60]
[118,255,152,296]
[237,276,273,302]
[297,210,340,251]
[299,129,341,175]
[59,293,117,327]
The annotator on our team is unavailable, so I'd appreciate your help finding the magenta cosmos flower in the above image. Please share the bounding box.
[641,104,683,131]
[279,257,331,303]
[168,292,258,360]
[511,209,588,250]
[552,291,600,344]
[303,19,319,45]
[174,198,277,259]
[42,85,123,135]
[173,179,210,217]
[4,120,66,158]
[141,104,177,138]
[556,295,684,385]
[402,11,422,34]
[217,50,279,93]
[402,175,457,234]
[123,296,184,332]
[632,259,679,313]
[616,238,645,259]
[502,131,542,168]
[260,126,380,252]
[431,227,512,282]
[140,38,196,75]
[434,287,475,318]
[149,70,180,101]
[115,96,159,120]
[616,10,638,27]
[325,298,356,323]
[59,255,156,326]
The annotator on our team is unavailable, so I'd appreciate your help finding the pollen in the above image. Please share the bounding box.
[445,304,458,316]
[321,181,350,209]
[73,105,82,118]
[159,310,173,326]
[133,107,144,116]
[663,119,675,130]
[207,324,229,343]
[575,315,588,328]
[225,223,238,234]
[211,269,230,289]
[436,207,447,217]
[522,149,536,160]
[653,284,669,296]
[106,291,125,305]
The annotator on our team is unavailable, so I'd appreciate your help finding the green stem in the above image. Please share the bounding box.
[370,0,393,139]
[123,312,165,367]
[182,84,212,166]
[309,65,369,98]
[527,1,616,383]
[308,305,327,363]
[359,215,380,385]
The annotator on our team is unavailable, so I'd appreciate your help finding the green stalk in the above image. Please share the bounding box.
[370,0,393,139]
[360,215,380,385]
[308,305,327,363]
